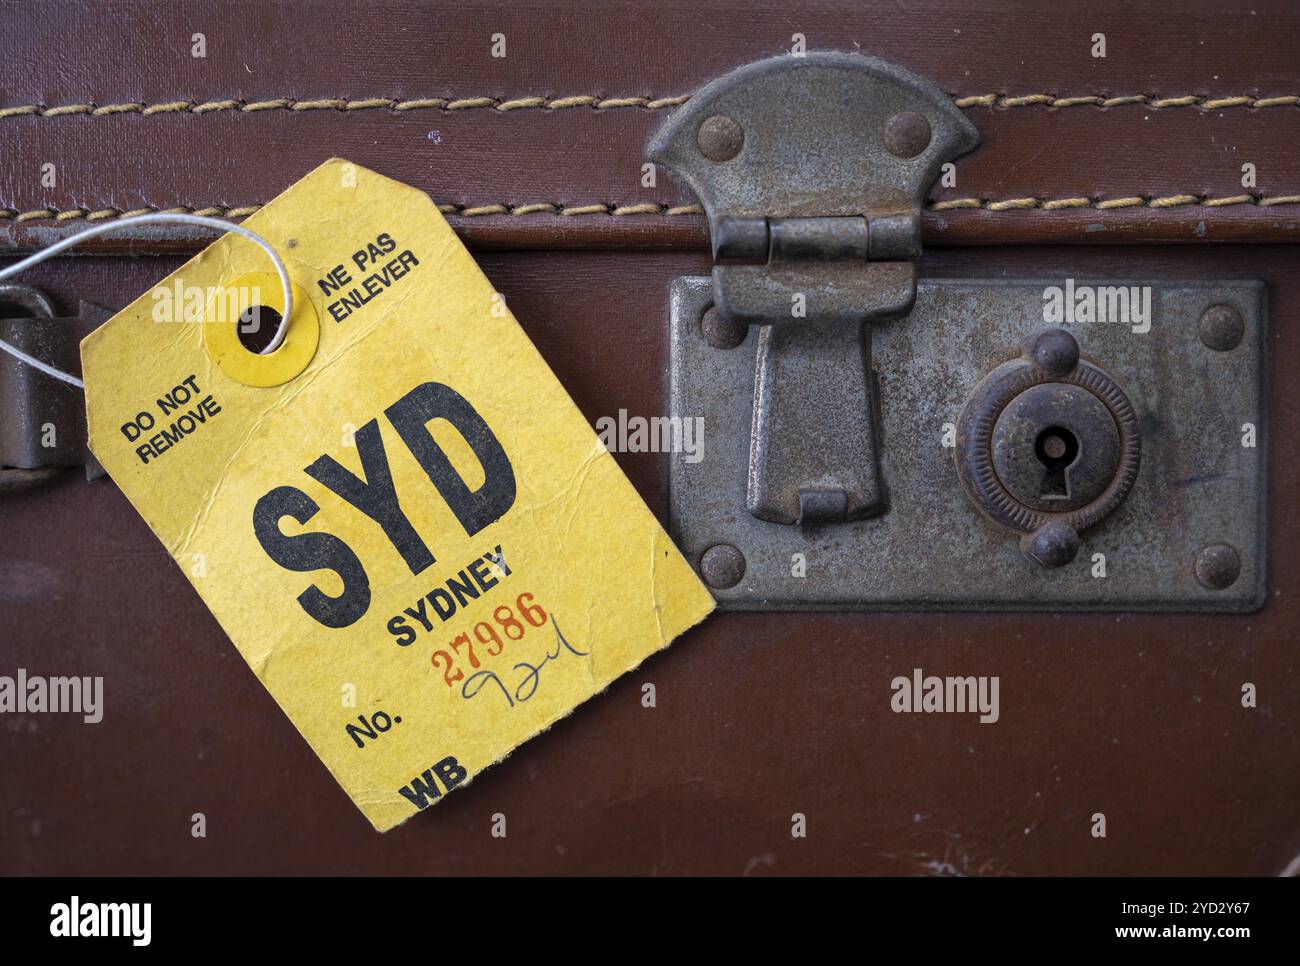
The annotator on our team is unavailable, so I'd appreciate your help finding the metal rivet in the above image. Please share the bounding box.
[1199,304,1245,352]
[1195,543,1241,590]
[697,115,744,162]
[883,111,931,159]
[701,305,747,349]
[700,543,745,588]
[1021,522,1081,568]
[1028,328,1079,377]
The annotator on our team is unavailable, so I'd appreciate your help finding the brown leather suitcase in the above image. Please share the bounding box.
[1,0,1297,876]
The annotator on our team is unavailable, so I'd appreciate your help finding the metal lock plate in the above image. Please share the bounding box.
[669,277,1266,611]
[653,51,1266,611]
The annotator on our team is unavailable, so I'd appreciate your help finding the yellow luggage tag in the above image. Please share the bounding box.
[80,159,714,831]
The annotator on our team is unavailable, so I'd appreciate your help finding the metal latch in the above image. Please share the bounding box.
[648,52,979,525]
[653,54,1266,612]
[0,283,110,490]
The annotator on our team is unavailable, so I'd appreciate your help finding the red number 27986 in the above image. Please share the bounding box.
[431,593,548,688]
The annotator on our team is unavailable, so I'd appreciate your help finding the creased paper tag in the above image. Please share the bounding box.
[81,159,715,831]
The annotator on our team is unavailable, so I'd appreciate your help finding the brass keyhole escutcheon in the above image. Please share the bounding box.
[989,380,1124,516]
[956,328,1142,568]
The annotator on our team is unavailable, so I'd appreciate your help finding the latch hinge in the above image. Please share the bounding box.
[648,52,979,525]
[714,213,918,264]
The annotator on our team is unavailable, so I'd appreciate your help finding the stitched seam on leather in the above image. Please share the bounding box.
[929,194,1300,210]
[953,94,1300,109]
[3,93,1299,118]
[5,196,1300,223]
[0,203,705,222]
[0,96,692,118]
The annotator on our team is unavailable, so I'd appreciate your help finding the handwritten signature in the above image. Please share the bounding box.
[461,615,588,708]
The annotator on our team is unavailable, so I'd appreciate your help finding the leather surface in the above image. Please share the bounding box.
[3,0,1300,250]
[1,0,1297,876]
[0,245,1296,875]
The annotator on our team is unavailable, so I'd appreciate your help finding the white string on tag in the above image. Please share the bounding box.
[0,213,294,389]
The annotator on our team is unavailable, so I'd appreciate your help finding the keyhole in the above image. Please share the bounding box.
[1035,426,1080,500]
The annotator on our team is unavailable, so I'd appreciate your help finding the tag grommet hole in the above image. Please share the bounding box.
[206,271,317,387]
[237,305,284,355]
